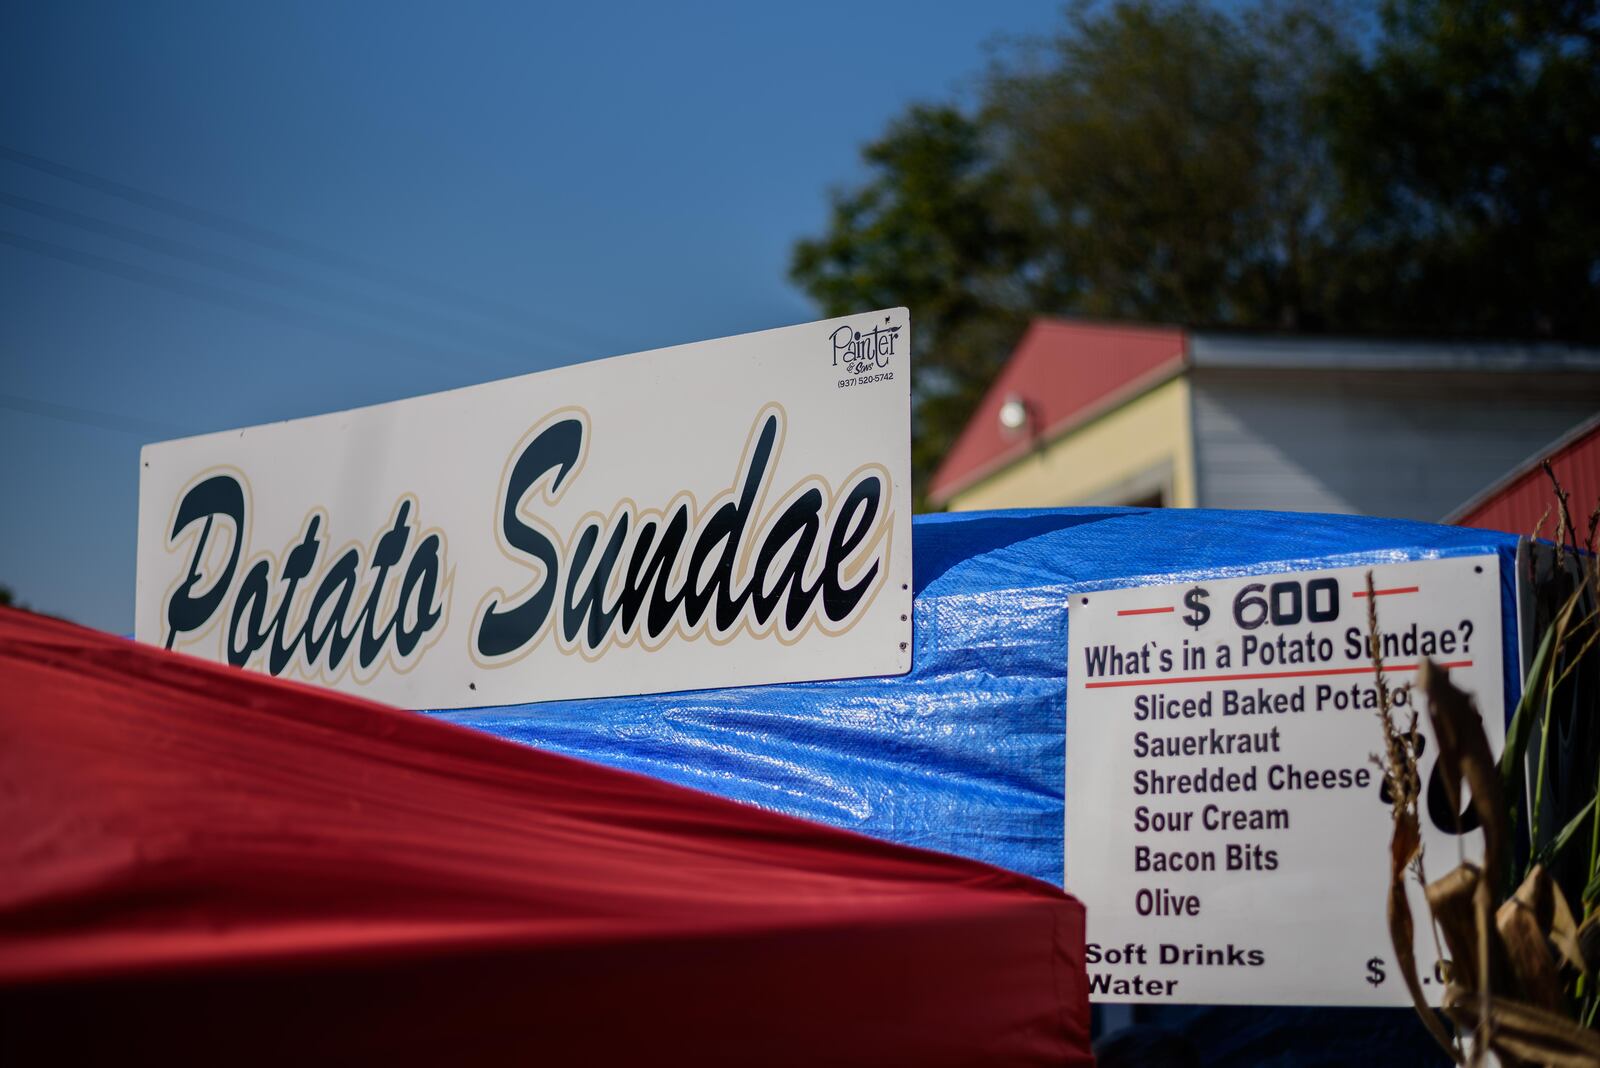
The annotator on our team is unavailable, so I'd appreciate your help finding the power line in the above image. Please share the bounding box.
[0,228,518,372]
[0,190,565,360]
[0,391,191,438]
[0,143,618,352]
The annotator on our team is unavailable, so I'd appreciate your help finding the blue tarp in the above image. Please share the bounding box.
[428,507,1521,1064]
[430,507,1520,881]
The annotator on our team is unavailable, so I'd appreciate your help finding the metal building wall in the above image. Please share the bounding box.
[1189,369,1600,520]
[1453,414,1600,535]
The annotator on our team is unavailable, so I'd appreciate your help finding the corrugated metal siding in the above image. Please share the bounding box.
[1190,369,1600,521]
[1456,417,1600,536]
[1189,331,1600,372]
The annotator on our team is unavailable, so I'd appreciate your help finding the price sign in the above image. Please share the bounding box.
[1065,556,1504,1006]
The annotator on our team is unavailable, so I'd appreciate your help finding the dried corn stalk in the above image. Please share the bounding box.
[1377,584,1600,1066]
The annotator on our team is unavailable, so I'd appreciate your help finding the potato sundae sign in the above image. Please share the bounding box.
[135,311,913,709]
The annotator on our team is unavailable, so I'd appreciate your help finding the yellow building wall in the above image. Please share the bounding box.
[946,375,1196,511]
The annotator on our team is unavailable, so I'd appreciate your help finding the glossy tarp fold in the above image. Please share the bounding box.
[433,508,1523,886]
[431,507,1523,1064]
[0,607,1092,1066]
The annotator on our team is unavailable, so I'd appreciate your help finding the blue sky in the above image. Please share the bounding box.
[0,1,1063,631]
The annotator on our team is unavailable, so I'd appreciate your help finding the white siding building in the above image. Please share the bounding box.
[930,320,1600,522]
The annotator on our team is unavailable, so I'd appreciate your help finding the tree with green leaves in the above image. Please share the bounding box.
[1325,0,1600,339]
[791,0,1600,505]
[790,104,1037,498]
[984,0,1356,329]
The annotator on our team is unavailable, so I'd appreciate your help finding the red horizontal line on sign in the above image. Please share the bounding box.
[1083,659,1473,689]
[1352,586,1420,598]
[1117,606,1174,616]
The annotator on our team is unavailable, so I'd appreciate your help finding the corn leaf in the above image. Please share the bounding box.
[1535,796,1598,869]
[1500,623,1555,791]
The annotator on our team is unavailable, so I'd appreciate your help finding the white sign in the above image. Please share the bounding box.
[1065,556,1503,1006]
[136,311,913,709]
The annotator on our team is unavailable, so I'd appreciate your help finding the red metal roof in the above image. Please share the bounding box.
[1452,413,1600,537]
[929,318,1188,504]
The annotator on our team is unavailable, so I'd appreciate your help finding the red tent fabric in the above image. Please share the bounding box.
[0,607,1091,1066]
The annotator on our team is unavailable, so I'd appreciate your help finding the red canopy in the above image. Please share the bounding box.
[0,607,1091,1065]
